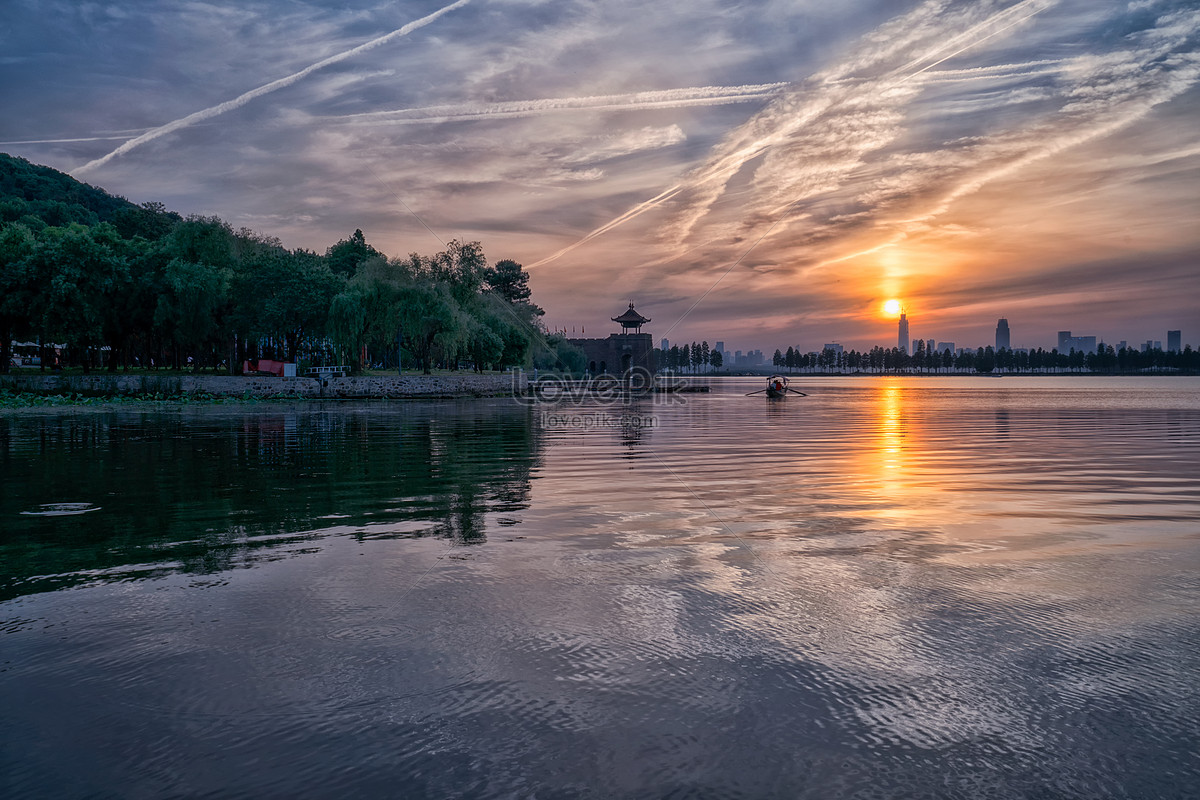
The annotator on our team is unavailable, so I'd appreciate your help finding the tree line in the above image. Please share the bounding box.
[656,341,724,373]
[0,154,557,375]
[768,341,1198,374]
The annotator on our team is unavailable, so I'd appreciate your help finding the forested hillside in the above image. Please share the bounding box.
[0,154,575,374]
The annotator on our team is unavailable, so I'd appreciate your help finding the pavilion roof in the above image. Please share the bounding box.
[611,303,650,326]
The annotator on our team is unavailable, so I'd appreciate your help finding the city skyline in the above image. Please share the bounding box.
[574,306,1190,359]
[4,0,1199,351]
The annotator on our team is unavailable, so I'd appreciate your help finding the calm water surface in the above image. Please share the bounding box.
[3,377,1199,798]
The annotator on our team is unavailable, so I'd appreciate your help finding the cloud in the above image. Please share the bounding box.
[6,0,1197,351]
[330,83,788,125]
[72,0,474,176]
[532,0,1200,315]
[529,0,1061,268]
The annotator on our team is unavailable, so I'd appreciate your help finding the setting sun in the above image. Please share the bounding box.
[883,299,902,316]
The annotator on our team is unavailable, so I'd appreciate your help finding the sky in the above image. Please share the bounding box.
[3,0,1198,353]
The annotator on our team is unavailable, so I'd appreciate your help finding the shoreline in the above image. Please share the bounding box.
[0,372,527,401]
[3,370,1194,407]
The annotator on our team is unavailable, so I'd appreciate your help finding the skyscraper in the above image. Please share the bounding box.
[898,313,909,354]
[996,318,1010,350]
[1168,330,1181,353]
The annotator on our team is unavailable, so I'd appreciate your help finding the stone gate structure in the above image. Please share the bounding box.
[567,302,656,376]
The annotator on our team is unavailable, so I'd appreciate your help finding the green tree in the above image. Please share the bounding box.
[533,333,586,374]
[240,247,344,362]
[162,215,235,270]
[486,258,532,304]
[112,201,181,241]
[32,223,131,372]
[328,286,372,371]
[0,223,35,372]
[397,281,460,374]
[154,258,230,370]
[325,228,382,276]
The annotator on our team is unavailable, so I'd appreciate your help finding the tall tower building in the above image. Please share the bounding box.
[1167,330,1181,353]
[898,313,909,354]
[996,318,1010,350]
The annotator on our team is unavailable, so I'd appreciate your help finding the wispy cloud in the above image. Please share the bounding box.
[330,83,789,125]
[533,0,1200,297]
[73,0,473,176]
[529,0,1060,267]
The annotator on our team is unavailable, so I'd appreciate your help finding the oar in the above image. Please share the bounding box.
[787,388,808,396]
[745,389,769,396]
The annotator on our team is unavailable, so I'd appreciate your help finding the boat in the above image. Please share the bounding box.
[747,375,807,398]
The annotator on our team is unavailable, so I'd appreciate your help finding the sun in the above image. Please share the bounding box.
[883,299,902,316]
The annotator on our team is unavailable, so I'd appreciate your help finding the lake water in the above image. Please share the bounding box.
[3,377,1199,798]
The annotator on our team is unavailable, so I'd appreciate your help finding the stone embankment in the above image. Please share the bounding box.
[0,372,526,399]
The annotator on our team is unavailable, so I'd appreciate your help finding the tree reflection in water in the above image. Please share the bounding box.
[0,401,543,600]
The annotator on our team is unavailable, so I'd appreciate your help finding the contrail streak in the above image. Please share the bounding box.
[528,184,685,268]
[528,0,1052,268]
[895,0,1051,84]
[337,83,789,124]
[0,134,141,146]
[73,0,472,176]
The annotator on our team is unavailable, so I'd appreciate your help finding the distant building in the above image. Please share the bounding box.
[736,349,764,366]
[660,338,670,351]
[1057,330,1097,354]
[823,342,844,354]
[1072,336,1097,354]
[926,338,935,353]
[996,318,1010,350]
[1118,340,1128,351]
[567,302,655,375]
[1167,330,1181,353]
[898,313,909,354]
[936,341,955,354]
[715,341,725,355]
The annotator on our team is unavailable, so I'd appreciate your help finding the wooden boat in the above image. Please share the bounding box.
[747,375,806,398]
